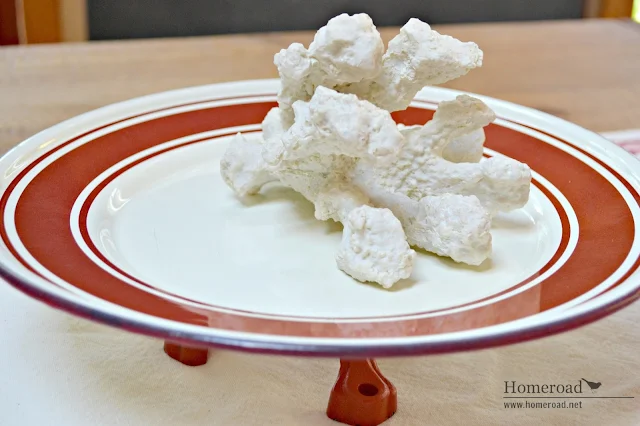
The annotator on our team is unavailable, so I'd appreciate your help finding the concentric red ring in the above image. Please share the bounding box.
[76,140,571,320]
[1,97,638,338]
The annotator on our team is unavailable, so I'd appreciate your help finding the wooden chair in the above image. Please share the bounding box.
[0,0,635,45]
[1,0,87,45]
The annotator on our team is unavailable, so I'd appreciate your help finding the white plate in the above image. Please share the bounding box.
[1,79,639,356]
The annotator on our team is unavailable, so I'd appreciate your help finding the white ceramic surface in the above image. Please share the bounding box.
[1,79,639,356]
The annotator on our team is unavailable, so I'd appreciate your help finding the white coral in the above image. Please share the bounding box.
[342,18,483,112]
[219,133,275,197]
[308,13,384,86]
[401,126,486,164]
[219,13,532,288]
[362,185,491,265]
[355,95,531,215]
[274,13,384,125]
[260,87,404,205]
[443,128,486,163]
[336,206,415,288]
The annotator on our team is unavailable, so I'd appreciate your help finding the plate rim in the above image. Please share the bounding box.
[2,78,640,357]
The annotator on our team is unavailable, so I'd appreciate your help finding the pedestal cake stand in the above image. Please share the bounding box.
[2,80,640,425]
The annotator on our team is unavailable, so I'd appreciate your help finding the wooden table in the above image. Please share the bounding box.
[0,19,639,153]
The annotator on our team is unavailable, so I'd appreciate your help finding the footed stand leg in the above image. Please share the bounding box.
[163,341,209,366]
[327,359,397,426]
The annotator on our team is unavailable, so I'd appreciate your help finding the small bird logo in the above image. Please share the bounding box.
[581,378,602,392]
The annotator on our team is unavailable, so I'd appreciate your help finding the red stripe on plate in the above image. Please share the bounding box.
[76,144,571,320]
[2,101,638,337]
[500,122,640,301]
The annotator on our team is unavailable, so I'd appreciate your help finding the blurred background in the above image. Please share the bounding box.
[1,0,639,45]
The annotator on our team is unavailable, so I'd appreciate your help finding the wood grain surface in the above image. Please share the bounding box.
[0,19,639,154]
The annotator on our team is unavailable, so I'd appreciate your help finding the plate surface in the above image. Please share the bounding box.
[2,79,640,356]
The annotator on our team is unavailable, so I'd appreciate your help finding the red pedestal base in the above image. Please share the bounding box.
[162,345,397,424]
[163,341,209,366]
[327,359,397,426]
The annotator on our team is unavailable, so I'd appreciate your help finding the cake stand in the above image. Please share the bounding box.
[2,80,639,425]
